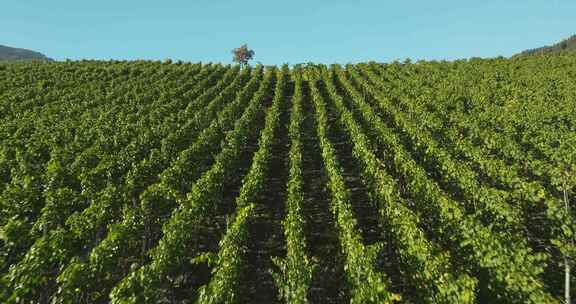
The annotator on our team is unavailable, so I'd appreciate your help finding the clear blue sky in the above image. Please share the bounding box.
[2,0,575,64]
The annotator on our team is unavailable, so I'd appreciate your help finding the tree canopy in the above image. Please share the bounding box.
[232,44,255,67]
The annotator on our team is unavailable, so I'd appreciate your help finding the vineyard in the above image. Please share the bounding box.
[0,55,574,303]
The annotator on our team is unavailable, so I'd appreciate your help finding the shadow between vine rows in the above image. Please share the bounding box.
[167,100,268,303]
[301,80,350,303]
[237,83,290,303]
[317,79,415,302]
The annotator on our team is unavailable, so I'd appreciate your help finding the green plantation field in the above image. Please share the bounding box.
[0,56,575,303]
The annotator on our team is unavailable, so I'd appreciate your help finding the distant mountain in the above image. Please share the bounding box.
[517,35,576,56]
[0,44,52,61]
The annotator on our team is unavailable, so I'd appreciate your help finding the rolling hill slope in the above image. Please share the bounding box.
[0,56,574,303]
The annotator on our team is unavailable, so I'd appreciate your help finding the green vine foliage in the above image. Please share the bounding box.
[0,55,574,303]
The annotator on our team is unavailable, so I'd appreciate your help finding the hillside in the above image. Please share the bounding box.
[0,56,574,303]
[517,34,576,56]
[0,44,52,61]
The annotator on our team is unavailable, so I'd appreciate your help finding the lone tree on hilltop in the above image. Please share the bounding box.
[232,44,255,67]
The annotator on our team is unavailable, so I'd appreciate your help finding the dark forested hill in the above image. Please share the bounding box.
[0,44,52,61]
[517,34,576,56]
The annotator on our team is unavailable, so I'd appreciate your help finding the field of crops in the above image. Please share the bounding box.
[0,55,574,303]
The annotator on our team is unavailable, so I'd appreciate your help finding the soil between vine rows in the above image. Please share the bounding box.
[169,96,268,303]
[300,80,350,303]
[318,80,417,302]
[238,85,290,303]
